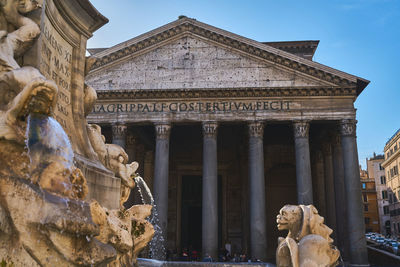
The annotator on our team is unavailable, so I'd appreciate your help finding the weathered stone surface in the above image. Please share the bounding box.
[86,36,330,91]
[137,259,276,267]
[0,0,155,266]
[19,0,122,209]
[276,204,340,267]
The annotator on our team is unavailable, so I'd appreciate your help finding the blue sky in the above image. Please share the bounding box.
[88,0,400,168]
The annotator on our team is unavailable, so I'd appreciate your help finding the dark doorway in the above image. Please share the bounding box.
[181,175,203,251]
[181,175,223,253]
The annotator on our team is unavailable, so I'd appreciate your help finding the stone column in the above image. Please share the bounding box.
[112,123,127,149]
[202,121,218,260]
[332,132,349,260]
[322,142,337,238]
[293,121,313,205]
[248,121,267,261]
[313,150,327,217]
[153,122,171,259]
[340,119,368,266]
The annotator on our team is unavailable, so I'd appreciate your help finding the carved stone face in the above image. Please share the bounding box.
[23,85,56,116]
[17,0,40,14]
[276,205,302,231]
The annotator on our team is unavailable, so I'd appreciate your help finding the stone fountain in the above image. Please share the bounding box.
[0,1,343,266]
[0,0,154,266]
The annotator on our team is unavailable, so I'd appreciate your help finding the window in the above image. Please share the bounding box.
[379,164,384,170]
[395,166,399,176]
[382,190,388,199]
[391,168,394,177]
[364,217,370,224]
[364,204,369,211]
[387,152,390,159]
[384,206,390,215]
[363,193,368,202]
[390,193,393,204]
[395,145,398,152]
[362,183,366,189]
[381,176,386,184]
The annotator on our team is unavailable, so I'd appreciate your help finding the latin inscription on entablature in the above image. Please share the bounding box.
[93,100,292,114]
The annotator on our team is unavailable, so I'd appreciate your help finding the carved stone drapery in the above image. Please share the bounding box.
[155,123,171,140]
[340,119,357,137]
[293,121,310,138]
[202,121,218,138]
[248,121,264,138]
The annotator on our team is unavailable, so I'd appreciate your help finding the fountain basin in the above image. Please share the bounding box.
[137,258,276,267]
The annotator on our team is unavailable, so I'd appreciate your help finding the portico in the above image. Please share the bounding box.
[86,17,369,265]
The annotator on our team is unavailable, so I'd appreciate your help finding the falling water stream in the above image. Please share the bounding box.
[25,113,166,260]
[134,176,166,260]
[26,113,74,172]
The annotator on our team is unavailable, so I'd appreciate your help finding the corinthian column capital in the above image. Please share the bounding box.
[248,121,264,138]
[340,119,357,137]
[155,123,171,140]
[112,123,127,137]
[293,121,310,138]
[202,121,218,138]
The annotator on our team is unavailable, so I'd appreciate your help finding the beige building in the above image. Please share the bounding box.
[367,154,390,235]
[382,129,400,236]
[86,17,370,264]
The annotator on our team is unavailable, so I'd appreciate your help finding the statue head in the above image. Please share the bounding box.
[17,0,41,14]
[276,204,339,267]
[277,205,303,239]
[277,204,333,243]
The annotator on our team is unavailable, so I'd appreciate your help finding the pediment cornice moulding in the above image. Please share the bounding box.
[95,87,357,100]
[89,18,369,94]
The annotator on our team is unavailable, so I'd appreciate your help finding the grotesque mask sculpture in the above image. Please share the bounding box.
[276,204,340,267]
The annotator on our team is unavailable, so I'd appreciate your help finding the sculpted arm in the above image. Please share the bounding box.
[0,0,40,57]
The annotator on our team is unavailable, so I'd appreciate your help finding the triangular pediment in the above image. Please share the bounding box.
[87,17,369,93]
[87,35,338,90]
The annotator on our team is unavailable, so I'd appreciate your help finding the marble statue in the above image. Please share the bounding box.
[276,204,340,267]
[0,0,57,143]
[0,1,154,266]
[87,123,138,208]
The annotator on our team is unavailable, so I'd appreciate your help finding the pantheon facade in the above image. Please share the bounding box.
[86,17,369,265]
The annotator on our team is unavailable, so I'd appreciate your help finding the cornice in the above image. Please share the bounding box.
[89,18,369,93]
[381,149,400,168]
[384,129,400,151]
[94,87,357,100]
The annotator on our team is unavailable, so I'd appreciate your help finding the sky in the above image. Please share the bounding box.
[88,0,400,169]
